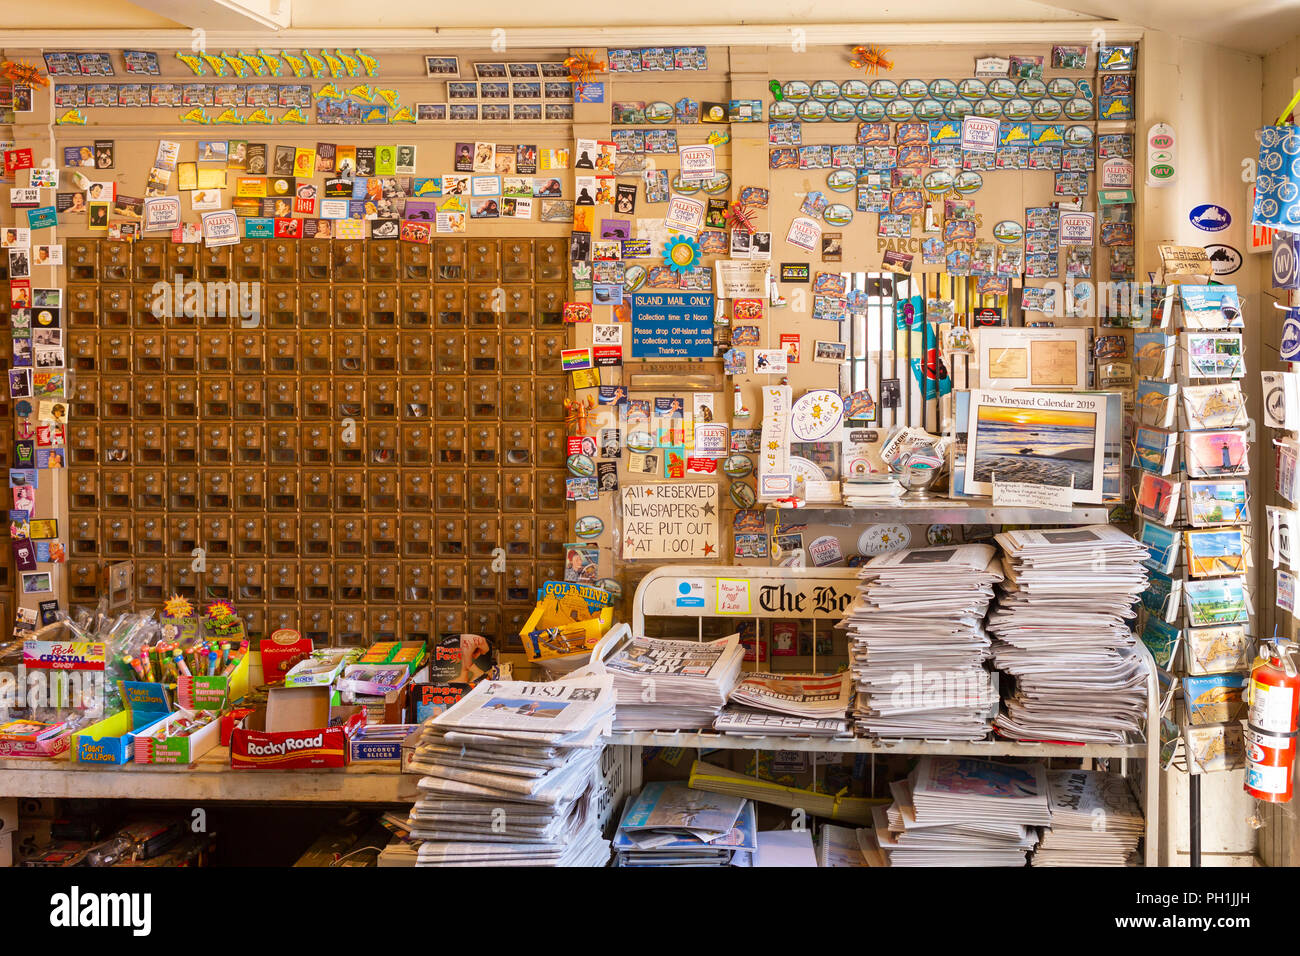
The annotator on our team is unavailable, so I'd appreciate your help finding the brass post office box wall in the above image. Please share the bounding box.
[64,238,567,646]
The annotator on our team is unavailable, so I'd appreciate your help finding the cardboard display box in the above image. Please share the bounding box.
[229,685,364,769]
[133,709,222,765]
[175,642,251,711]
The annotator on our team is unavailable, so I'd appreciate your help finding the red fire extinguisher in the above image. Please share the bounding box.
[1245,641,1300,803]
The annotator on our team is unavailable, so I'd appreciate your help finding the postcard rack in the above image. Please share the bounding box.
[610,564,1161,865]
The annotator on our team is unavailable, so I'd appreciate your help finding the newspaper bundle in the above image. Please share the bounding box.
[714,671,851,736]
[988,525,1150,744]
[842,544,1004,739]
[876,757,1049,866]
[599,632,744,730]
[1031,769,1144,866]
[405,675,615,866]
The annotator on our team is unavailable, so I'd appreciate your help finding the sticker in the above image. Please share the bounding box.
[858,523,911,556]
[1205,244,1242,277]
[1189,203,1231,232]
[729,480,757,508]
[822,204,853,226]
[788,389,845,441]
[573,515,604,538]
[992,220,1023,243]
[808,534,844,567]
[674,579,706,608]
[722,454,753,478]
[566,453,596,477]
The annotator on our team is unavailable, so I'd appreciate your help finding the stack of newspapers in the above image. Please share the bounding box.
[714,671,852,737]
[843,544,1004,739]
[612,781,757,866]
[989,525,1150,744]
[1032,769,1144,866]
[406,674,615,866]
[817,824,885,867]
[875,757,1050,866]
[841,474,904,505]
[600,632,744,731]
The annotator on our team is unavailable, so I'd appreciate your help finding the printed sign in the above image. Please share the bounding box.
[630,292,715,358]
[678,144,716,181]
[961,116,999,153]
[1059,212,1095,245]
[201,210,239,246]
[621,483,719,560]
[785,216,820,252]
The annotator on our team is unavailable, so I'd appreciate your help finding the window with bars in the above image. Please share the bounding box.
[839,272,1010,434]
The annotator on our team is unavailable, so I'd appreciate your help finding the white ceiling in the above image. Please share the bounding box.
[1,0,1297,55]
[1035,0,1300,55]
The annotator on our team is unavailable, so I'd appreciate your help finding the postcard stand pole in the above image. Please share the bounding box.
[1190,774,1202,866]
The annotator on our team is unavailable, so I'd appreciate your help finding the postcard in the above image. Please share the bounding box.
[1186,480,1248,527]
[1140,616,1180,669]
[1137,472,1180,525]
[1185,429,1249,478]
[1183,576,1249,627]
[1183,673,1248,725]
[1185,332,1243,378]
[1182,382,1246,430]
[1184,528,1246,578]
[1140,520,1181,574]
[1133,331,1175,379]
[1184,625,1251,676]
[1136,379,1178,428]
[1133,426,1178,476]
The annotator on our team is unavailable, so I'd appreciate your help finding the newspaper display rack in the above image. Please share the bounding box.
[607,564,1161,866]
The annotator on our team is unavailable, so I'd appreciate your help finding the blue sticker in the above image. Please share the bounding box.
[1189,203,1231,232]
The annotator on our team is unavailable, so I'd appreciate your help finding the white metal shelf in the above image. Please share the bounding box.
[605,730,1146,759]
[765,500,1111,526]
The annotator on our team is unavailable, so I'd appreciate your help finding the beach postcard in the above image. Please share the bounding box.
[1184,576,1249,627]
[1184,528,1247,577]
[1140,519,1181,574]
[1133,426,1178,475]
[1136,379,1178,428]
[1186,480,1248,526]
[965,389,1105,502]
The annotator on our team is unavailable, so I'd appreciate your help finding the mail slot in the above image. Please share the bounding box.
[266,285,297,328]
[234,423,265,464]
[169,470,199,510]
[168,516,197,557]
[368,473,399,511]
[435,518,464,557]
[301,470,331,511]
[368,379,398,418]
[68,562,100,601]
[199,332,230,372]
[135,470,164,510]
[166,331,197,372]
[269,424,299,465]
[334,286,365,328]
[401,240,431,280]
[234,240,264,282]
[368,330,398,372]
[467,518,498,559]
[267,241,296,281]
[403,471,431,510]
[268,332,297,373]
[401,287,430,328]
[333,241,364,282]
[332,516,365,557]
[335,563,366,603]
[234,333,264,374]
[369,515,399,557]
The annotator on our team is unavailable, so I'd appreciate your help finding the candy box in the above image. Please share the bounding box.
[229,684,364,769]
[349,724,416,762]
[260,628,313,686]
[0,719,75,758]
[175,640,251,711]
[283,647,361,688]
[133,707,221,765]
[73,685,172,765]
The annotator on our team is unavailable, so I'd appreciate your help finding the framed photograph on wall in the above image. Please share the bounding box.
[976,327,1089,390]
